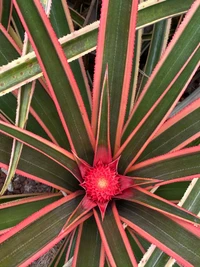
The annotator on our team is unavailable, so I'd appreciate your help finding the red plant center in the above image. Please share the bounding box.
[81,162,122,204]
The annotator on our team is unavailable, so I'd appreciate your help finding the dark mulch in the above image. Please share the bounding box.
[0,169,51,194]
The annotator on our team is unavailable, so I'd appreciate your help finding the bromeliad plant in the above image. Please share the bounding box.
[0,0,200,266]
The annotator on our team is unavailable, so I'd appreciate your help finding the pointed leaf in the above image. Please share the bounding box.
[0,0,12,30]
[128,147,200,182]
[118,2,200,172]
[137,0,194,29]
[62,196,96,231]
[137,98,200,162]
[118,201,200,267]
[0,133,79,192]
[0,0,194,97]
[125,30,143,120]
[50,0,91,117]
[0,194,61,230]
[92,0,138,152]
[141,178,200,266]
[123,187,200,225]
[94,68,111,164]
[1,34,36,195]
[0,22,69,146]
[0,121,81,180]
[138,19,171,95]
[72,217,101,267]
[0,21,98,96]
[13,0,95,162]
[0,193,83,267]
[94,204,137,267]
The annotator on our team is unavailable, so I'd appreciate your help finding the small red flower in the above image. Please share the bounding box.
[80,161,122,204]
[74,154,134,218]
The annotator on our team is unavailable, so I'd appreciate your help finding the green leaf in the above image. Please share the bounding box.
[92,0,138,152]
[0,0,12,29]
[183,178,200,214]
[170,86,200,117]
[0,121,81,179]
[50,0,91,117]
[142,177,200,266]
[133,232,150,251]
[69,7,85,28]
[0,92,50,140]
[125,30,143,120]
[0,25,19,63]
[0,194,82,267]
[137,99,200,163]
[125,187,200,225]
[128,147,200,182]
[0,194,61,230]
[119,3,200,172]
[0,133,79,192]
[14,0,94,162]
[137,19,170,95]
[0,22,69,147]
[1,34,36,195]
[137,0,194,29]
[0,0,194,96]
[155,182,189,200]
[118,201,200,266]
[126,229,144,263]
[73,216,101,267]
[0,21,98,96]
[141,248,174,267]
[68,228,78,261]
[94,205,137,267]
[12,6,25,41]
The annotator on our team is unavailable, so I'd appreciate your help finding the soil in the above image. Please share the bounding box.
[0,169,51,194]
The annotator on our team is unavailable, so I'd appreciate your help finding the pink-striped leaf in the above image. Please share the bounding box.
[62,195,96,232]
[0,120,81,180]
[49,0,91,117]
[117,2,200,172]
[128,146,200,181]
[120,186,200,225]
[0,0,13,30]
[137,19,171,97]
[0,193,61,231]
[72,217,102,267]
[145,178,200,265]
[94,204,137,267]
[0,23,69,147]
[137,97,200,163]
[1,33,36,195]
[13,0,95,163]
[0,192,84,267]
[92,0,138,153]
[94,68,112,165]
[118,200,200,267]
[0,133,79,192]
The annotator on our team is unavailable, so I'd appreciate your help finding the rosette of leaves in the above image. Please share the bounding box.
[0,0,200,266]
